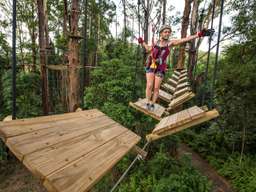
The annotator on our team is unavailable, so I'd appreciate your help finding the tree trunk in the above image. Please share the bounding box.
[188,0,199,80]
[176,0,192,70]
[67,0,80,112]
[37,0,49,115]
[44,0,50,48]
[17,22,25,70]
[31,25,37,72]
[63,0,68,36]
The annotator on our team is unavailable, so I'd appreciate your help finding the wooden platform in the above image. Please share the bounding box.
[129,98,165,120]
[146,106,219,141]
[0,109,141,192]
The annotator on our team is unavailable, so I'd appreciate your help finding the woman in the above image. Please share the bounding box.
[138,25,214,111]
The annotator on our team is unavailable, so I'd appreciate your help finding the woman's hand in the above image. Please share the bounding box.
[197,29,215,37]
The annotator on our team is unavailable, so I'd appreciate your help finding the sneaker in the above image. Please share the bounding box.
[150,104,155,111]
[146,103,151,110]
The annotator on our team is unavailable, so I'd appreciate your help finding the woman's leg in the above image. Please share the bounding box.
[152,73,164,104]
[146,72,155,103]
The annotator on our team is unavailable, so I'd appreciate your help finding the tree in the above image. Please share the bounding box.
[176,0,192,70]
[187,0,199,79]
[37,0,50,115]
[67,0,81,112]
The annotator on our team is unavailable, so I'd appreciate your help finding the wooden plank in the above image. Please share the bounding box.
[43,131,140,192]
[146,109,219,141]
[153,116,170,132]
[179,73,187,79]
[178,76,188,84]
[176,110,192,126]
[158,89,173,102]
[152,106,206,134]
[6,115,115,160]
[174,87,190,98]
[180,69,187,74]
[174,71,180,76]
[23,123,130,179]
[129,99,165,120]
[168,92,195,109]
[187,106,205,120]
[167,78,178,87]
[172,74,179,81]
[152,113,178,134]
[0,109,99,127]
[161,83,175,93]
[176,82,189,90]
[0,109,103,140]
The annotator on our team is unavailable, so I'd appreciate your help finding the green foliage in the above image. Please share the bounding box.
[180,19,256,191]
[84,40,146,128]
[217,154,256,192]
[117,154,211,192]
[0,141,8,161]
[2,70,42,118]
[216,42,256,152]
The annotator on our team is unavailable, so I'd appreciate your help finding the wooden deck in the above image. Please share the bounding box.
[129,98,165,120]
[147,106,219,141]
[0,109,141,192]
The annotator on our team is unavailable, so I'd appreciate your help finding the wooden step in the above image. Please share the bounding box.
[147,107,219,141]
[172,74,179,81]
[176,82,189,91]
[129,99,165,120]
[174,71,181,76]
[159,89,173,103]
[178,76,188,84]
[167,78,178,87]
[168,92,195,110]
[174,87,191,98]
[152,106,205,134]
[161,83,176,93]
[180,69,187,74]
[179,73,187,79]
